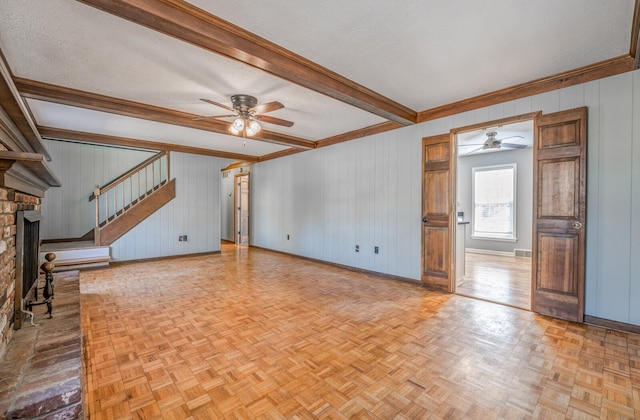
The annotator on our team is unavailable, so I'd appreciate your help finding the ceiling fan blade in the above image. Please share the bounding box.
[200,98,235,112]
[251,101,284,114]
[501,142,528,149]
[496,135,524,141]
[465,146,485,154]
[257,115,294,127]
[192,114,237,121]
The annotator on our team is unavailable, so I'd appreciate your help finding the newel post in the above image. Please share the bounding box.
[166,151,170,182]
[94,185,101,245]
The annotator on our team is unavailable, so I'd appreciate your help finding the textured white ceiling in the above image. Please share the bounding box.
[0,0,385,142]
[0,0,635,157]
[190,0,634,110]
[27,99,288,156]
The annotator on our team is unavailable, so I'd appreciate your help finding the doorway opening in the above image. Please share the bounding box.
[453,118,534,310]
[221,162,252,246]
[235,173,250,246]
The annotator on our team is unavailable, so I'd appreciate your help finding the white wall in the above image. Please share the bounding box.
[41,140,232,261]
[457,147,533,253]
[251,69,640,326]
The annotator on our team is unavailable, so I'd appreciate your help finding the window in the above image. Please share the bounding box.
[472,164,516,240]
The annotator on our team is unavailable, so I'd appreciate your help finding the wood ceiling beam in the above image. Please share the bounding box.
[316,122,403,149]
[39,126,259,161]
[74,0,417,126]
[631,0,640,68]
[14,78,315,150]
[417,55,634,123]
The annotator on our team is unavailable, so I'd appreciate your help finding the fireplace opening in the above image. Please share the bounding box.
[14,210,42,329]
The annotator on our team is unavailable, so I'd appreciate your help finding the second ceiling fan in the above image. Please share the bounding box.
[466,131,527,154]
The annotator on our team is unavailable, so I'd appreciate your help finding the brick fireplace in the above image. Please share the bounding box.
[0,186,41,349]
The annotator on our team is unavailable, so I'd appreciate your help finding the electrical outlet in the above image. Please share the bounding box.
[355,245,359,252]
[178,235,188,242]
[374,246,379,254]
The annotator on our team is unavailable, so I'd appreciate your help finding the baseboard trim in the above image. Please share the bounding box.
[249,245,423,287]
[110,250,221,266]
[465,248,514,257]
[584,315,640,335]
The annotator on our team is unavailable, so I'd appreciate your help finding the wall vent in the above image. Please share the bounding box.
[514,249,532,258]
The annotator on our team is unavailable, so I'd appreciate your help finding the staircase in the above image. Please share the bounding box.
[41,151,175,270]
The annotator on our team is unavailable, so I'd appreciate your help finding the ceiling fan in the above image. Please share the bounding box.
[194,94,294,137]
[465,131,527,154]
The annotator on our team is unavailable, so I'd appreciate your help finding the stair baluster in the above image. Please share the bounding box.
[91,151,172,245]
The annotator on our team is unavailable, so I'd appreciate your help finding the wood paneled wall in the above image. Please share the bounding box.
[252,128,423,280]
[251,69,640,326]
[41,140,231,260]
[110,152,230,261]
[41,140,156,239]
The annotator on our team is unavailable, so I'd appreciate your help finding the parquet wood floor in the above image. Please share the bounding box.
[456,252,532,310]
[81,244,640,419]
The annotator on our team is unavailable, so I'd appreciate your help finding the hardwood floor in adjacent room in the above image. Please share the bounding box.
[456,251,532,310]
[81,244,639,419]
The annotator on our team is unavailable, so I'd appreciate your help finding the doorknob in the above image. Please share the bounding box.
[572,221,583,230]
[422,217,428,223]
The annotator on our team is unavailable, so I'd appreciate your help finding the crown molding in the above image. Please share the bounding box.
[316,122,403,148]
[631,0,640,68]
[417,55,634,123]
[257,148,305,162]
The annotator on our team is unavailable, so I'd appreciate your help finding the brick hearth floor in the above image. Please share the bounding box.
[0,271,83,419]
[80,244,640,419]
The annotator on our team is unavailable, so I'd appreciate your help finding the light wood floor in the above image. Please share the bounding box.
[81,244,640,419]
[456,252,531,310]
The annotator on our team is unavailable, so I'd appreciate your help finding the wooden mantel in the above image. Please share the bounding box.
[0,151,60,197]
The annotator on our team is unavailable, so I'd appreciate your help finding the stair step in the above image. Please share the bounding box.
[40,241,110,271]
[50,256,111,272]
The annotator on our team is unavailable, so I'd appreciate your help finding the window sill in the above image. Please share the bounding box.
[471,236,517,243]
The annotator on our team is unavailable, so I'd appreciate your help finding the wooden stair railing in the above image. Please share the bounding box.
[91,151,174,245]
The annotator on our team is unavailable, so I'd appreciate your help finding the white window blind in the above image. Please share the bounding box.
[472,164,516,240]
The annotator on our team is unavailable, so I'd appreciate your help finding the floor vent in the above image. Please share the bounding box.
[514,249,532,258]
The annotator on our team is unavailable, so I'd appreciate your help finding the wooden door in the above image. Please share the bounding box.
[532,108,586,322]
[235,174,250,245]
[421,134,454,291]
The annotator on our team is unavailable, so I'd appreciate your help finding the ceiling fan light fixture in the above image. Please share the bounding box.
[246,120,262,136]
[197,94,291,137]
[229,117,245,135]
